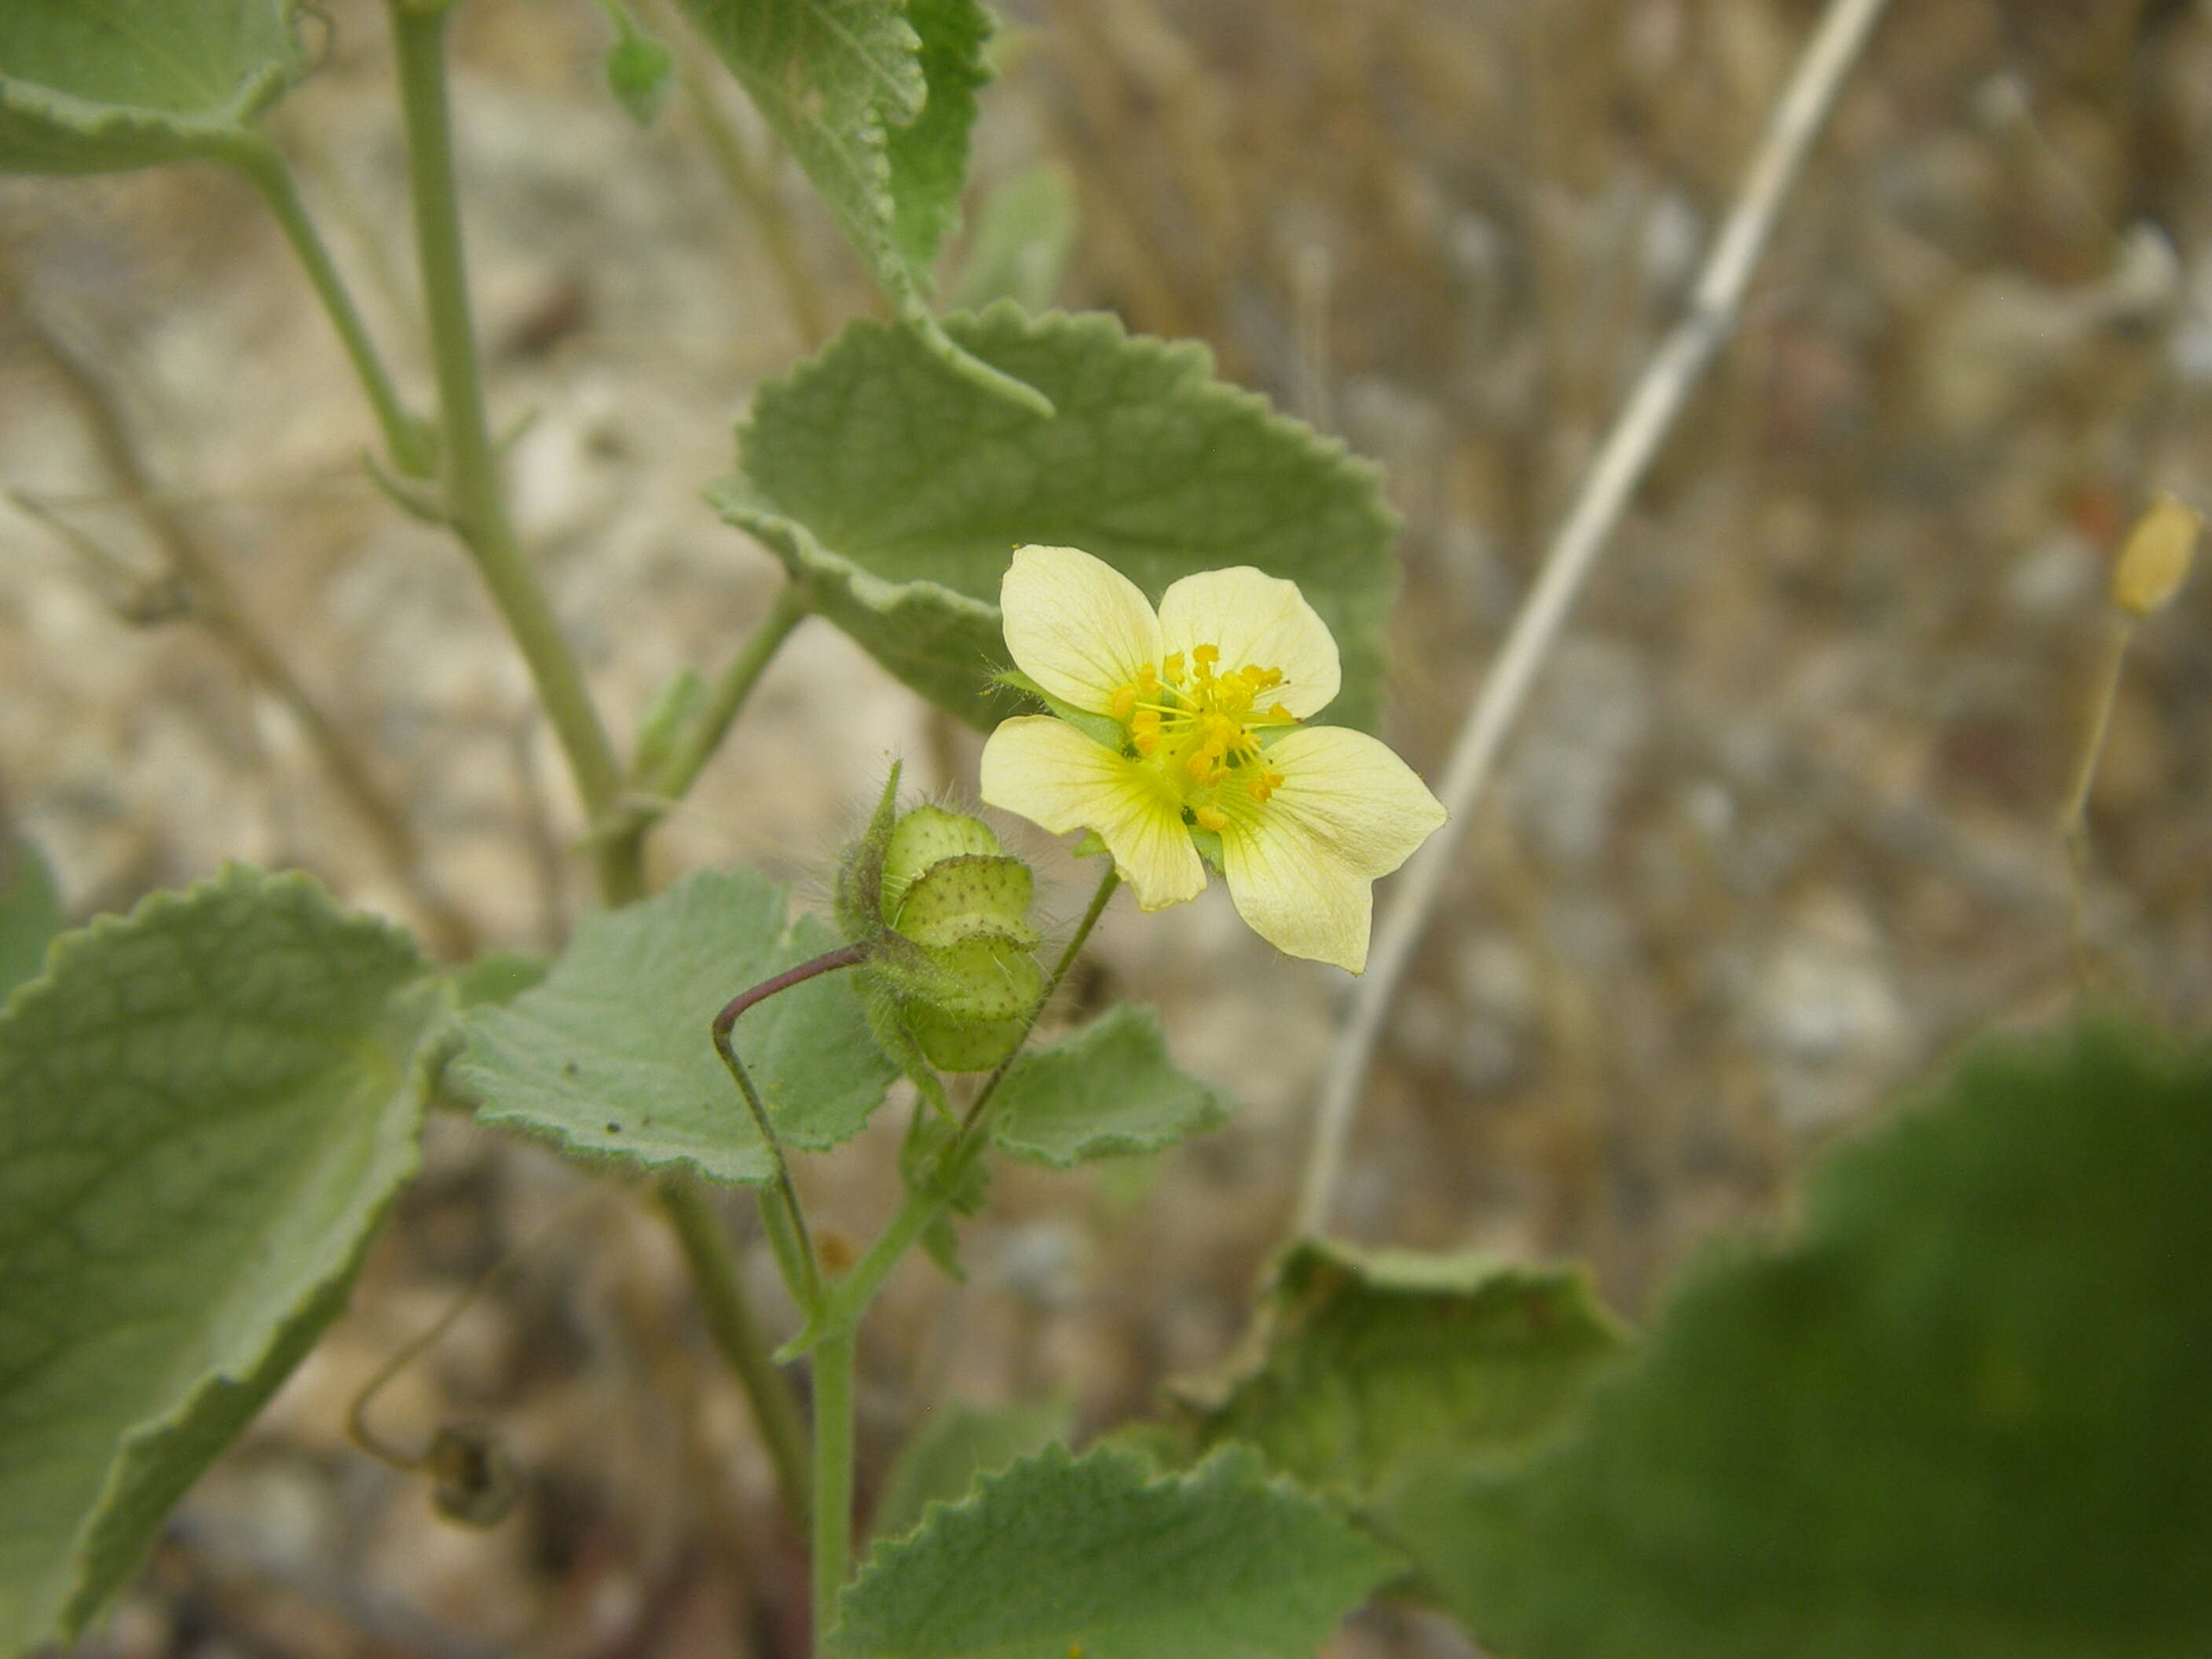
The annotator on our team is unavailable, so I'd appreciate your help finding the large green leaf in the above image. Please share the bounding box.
[452,867,896,1185]
[0,835,61,1000]
[1187,1241,1624,1504]
[992,1005,1233,1166]
[836,1444,1398,1658]
[1401,1019,2212,1659]
[0,865,436,1651]
[0,1,301,174]
[712,304,1398,732]
[676,0,1038,408]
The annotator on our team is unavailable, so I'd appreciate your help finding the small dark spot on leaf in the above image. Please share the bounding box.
[562,1060,580,1077]
[604,1121,622,1134]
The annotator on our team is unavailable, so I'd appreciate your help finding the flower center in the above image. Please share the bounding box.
[1108,643,1296,828]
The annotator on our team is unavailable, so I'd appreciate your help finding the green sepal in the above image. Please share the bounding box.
[893,854,1037,948]
[996,668,1126,751]
[882,804,1003,915]
[907,1002,1027,1072]
[836,763,905,943]
[1186,825,1225,872]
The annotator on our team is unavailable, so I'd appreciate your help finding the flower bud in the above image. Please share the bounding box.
[839,770,1043,1078]
[2112,494,2200,617]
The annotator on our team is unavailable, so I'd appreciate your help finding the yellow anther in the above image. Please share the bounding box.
[1137,663,1159,690]
[1196,805,1229,832]
[1192,643,1219,679]
[1161,652,1185,686]
[1110,684,1138,720]
[1205,713,1239,746]
[1133,731,1161,756]
[1266,702,1293,723]
[1131,709,1162,734]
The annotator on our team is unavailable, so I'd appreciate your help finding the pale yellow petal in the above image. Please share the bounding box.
[999,544,1163,714]
[1218,726,1445,972]
[1157,566,1340,719]
[980,716,1207,910]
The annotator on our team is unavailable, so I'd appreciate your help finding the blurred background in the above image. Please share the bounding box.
[3,0,2208,1653]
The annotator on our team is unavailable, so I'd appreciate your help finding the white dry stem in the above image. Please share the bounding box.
[1296,0,1895,1236]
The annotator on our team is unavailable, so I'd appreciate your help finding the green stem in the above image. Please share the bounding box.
[811,1329,856,1649]
[601,582,811,896]
[387,0,632,900]
[657,1177,812,1533]
[809,868,1121,1343]
[229,135,437,478]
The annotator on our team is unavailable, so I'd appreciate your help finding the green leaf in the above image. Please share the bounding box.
[949,159,1077,313]
[675,0,1042,411]
[993,1005,1233,1166]
[0,1,302,175]
[453,867,895,1185]
[870,1396,1073,1545]
[0,865,436,1651]
[712,305,1397,732]
[836,1444,1398,1658]
[1402,1018,2212,1659]
[0,834,62,999]
[1187,1241,1625,1504]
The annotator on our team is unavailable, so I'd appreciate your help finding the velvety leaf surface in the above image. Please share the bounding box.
[0,835,61,999]
[1401,1019,2212,1659]
[992,1005,1233,1166]
[836,1445,1397,1658]
[454,867,895,1185]
[0,866,435,1650]
[712,304,1397,732]
[869,1397,1073,1546]
[0,0,300,174]
[1189,1241,1625,1502]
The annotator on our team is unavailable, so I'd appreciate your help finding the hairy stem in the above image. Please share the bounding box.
[657,1176,813,1532]
[387,0,632,899]
[1298,0,1895,1239]
[811,868,1120,1342]
[229,134,437,478]
[810,1329,856,1647]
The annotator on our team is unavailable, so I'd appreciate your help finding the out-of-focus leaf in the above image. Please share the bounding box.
[1401,1018,2212,1659]
[869,1396,1073,1545]
[0,1,302,175]
[949,160,1077,313]
[0,866,435,1650]
[454,867,895,1185]
[712,304,1397,732]
[605,27,676,128]
[1187,1240,1624,1503]
[0,835,61,999]
[837,1445,1397,1657]
[676,0,1042,409]
[992,1005,1232,1166]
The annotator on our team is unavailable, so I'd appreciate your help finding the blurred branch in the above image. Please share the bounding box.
[4,278,478,959]
[1297,0,1895,1238]
[665,5,832,350]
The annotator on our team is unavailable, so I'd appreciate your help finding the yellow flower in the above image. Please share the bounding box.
[979,544,1446,973]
